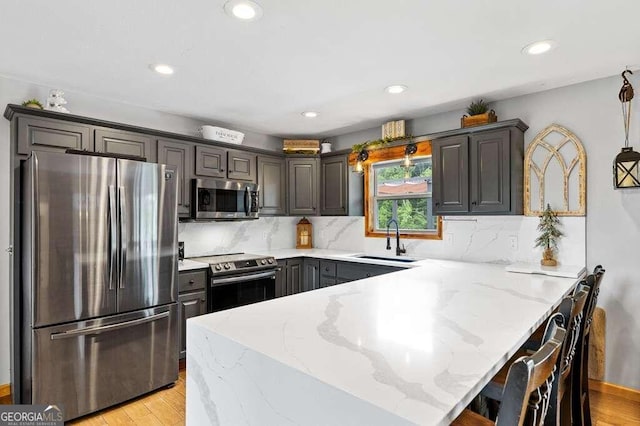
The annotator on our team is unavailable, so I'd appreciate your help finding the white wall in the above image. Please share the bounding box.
[0,74,282,385]
[331,74,640,390]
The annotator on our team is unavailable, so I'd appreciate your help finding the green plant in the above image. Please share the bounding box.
[466,99,489,116]
[351,135,412,153]
[22,98,43,108]
[534,204,563,251]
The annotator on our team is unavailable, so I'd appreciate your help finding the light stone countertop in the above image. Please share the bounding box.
[186,257,580,425]
[254,248,423,268]
[178,259,210,272]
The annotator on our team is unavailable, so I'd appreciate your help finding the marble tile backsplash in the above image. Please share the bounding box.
[179,215,586,266]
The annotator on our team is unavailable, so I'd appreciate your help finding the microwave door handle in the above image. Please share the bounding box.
[244,187,250,216]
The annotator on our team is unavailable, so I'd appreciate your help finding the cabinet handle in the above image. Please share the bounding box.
[201,298,205,302]
[435,202,440,207]
[472,201,477,206]
[220,169,225,172]
[189,280,195,284]
[366,273,371,277]
[185,203,190,208]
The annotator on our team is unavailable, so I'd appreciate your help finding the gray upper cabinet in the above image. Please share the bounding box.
[227,149,257,182]
[288,158,319,216]
[432,135,469,214]
[158,139,193,217]
[257,155,286,215]
[432,125,525,215]
[470,130,511,213]
[17,116,92,155]
[320,155,348,216]
[95,129,156,162]
[195,145,226,178]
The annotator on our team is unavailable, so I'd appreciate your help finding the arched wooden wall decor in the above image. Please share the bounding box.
[524,124,586,216]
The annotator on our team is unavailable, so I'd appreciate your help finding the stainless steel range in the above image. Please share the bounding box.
[192,253,278,312]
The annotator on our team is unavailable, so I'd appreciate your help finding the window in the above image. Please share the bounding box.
[372,157,437,233]
[355,141,441,239]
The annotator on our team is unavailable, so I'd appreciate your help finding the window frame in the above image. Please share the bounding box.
[350,140,442,240]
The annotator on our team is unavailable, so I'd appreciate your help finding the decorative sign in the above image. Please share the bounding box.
[382,120,405,139]
[524,124,586,216]
[199,126,245,144]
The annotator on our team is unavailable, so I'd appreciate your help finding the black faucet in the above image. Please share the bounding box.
[386,219,406,256]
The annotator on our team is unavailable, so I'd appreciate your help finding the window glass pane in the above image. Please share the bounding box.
[376,198,436,231]
[375,158,432,197]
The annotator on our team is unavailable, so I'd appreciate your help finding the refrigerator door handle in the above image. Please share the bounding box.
[108,185,117,291]
[50,311,170,340]
[119,186,127,289]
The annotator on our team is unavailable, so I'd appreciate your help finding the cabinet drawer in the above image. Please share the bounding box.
[179,270,207,292]
[320,276,337,288]
[320,260,337,278]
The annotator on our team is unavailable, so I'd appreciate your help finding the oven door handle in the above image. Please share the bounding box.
[211,270,276,286]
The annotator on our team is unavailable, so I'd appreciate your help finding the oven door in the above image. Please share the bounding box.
[209,270,276,312]
[192,179,259,220]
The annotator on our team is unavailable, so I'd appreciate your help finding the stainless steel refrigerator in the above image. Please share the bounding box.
[20,151,179,421]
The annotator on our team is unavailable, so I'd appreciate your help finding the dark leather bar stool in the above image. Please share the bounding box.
[452,318,567,426]
[481,287,588,425]
[572,266,605,426]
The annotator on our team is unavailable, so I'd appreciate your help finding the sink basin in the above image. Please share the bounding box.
[355,255,417,263]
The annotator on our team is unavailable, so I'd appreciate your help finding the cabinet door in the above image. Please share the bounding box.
[158,139,193,217]
[319,260,337,287]
[228,149,257,182]
[288,158,319,216]
[432,135,469,214]
[195,145,226,178]
[275,260,287,298]
[257,156,286,215]
[321,155,348,216]
[17,116,92,155]
[470,130,511,213]
[95,129,156,162]
[178,290,206,359]
[303,259,320,292]
[286,259,303,295]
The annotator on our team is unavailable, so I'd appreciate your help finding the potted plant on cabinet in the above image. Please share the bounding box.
[535,204,563,266]
[22,98,43,109]
[461,99,497,128]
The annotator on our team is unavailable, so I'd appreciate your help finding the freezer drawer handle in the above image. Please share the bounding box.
[211,270,276,286]
[50,311,170,340]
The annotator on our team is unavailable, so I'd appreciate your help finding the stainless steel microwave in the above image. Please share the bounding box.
[191,179,259,220]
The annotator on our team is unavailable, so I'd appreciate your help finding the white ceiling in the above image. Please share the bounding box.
[2,1,640,138]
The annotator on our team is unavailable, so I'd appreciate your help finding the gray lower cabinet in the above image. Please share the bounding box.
[320,155,348,216]
[95,129,156,162]
[336,262,402,283]
[17,116,93,155]
[319,260,337,287]
[257,155,286,215]
[303,259,320,292]
[275,258,304,297]
[177,269,208,359]
[432,125,524,215]
[288,158,319,216]
[158,139,193,217]
[195,145,226,178]
[228,149,257,182]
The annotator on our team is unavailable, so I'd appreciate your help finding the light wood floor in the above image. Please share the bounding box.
[2,371,636,425]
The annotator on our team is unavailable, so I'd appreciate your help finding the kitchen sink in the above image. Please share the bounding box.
[354,255,418,263]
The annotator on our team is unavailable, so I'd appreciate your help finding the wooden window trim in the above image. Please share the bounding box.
[349,141,443,240]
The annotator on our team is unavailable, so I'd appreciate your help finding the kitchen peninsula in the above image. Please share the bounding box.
[186,257,580,425]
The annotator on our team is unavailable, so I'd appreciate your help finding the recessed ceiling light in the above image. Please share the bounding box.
[150,64,174,75]
[302,111,318,118]
[522,40,557,56]
[385,85,407,94]
[224,0,263,21]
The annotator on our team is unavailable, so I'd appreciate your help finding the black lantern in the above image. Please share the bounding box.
[614,70,639,189]
[402,143,418,168]
[353,149,369,174]
[614,147,640,188]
